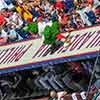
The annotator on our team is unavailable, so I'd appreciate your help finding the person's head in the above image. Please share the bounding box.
[37,16,43,22]
[50,90,57,98]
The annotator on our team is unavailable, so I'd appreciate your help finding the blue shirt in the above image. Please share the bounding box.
[31,8,40,18]
[64,0,74,11]
[9,29,23,41]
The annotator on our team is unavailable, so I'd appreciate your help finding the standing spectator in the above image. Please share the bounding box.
[0,28,7,45]
[6,11,24,29]
[7,24,23,42]
[4,0,14,10]
[55,0,64,11]
[84,4,97,25]
[43,0,51,13]
[76,6,92,26]
[0,26,9,45]
[64,0,74,13]
[38,16,46,36]
[0,11,6,28]
[0,0,7,10]
[30,6,41,19]
[21,5,33,22]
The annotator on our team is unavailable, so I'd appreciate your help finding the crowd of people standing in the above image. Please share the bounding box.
[0,0,100,45]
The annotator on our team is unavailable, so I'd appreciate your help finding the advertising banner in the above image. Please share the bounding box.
[0,26,100,74]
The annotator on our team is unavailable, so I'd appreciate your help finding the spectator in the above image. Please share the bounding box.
[76,6,92,26]
[48,90,57,100]
[4,0,14,10]
[84,4,97,25]
[0,12,6,27]
[43,0,51,13]
[64,0,74,13]
[0,27,8,44]
[37,16,45,36]
[55,0,64,11]
[7,24,23,42]
[0,0,100,45]
[30,6,41,19]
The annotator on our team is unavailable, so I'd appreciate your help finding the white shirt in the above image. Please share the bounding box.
[93,0,100,8]
[9,29,23,40]
[38,21,47,36]
[44,3,50,13]
[8,13,23,28]
[1,29,8,38]
[46,21,52,27]
[0,0,8,10]
[0,0,14,10]
[76,9,92,26]
[38,21,52,36]
[7,3,14,10]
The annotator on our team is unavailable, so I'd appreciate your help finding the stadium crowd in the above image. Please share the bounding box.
[0,0,100,45]
[0,0,100,100]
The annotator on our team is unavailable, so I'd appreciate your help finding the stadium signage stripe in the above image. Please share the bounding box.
[0,26,100,71]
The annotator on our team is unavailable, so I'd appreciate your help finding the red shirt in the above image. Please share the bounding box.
[87,0,93,5]
[0,15,5,26]
[56,32,66,40]
[55,1,64,10]
[56,34,65,40]
[61,14,68,25]
[2,11,11,17]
